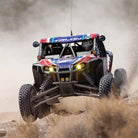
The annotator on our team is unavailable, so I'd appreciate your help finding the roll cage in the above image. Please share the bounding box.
[37,37,106,60]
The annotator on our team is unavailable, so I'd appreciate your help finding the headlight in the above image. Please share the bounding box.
[44,66,55,72]
[76,64,82,70]
[74,63,85,70]
[44,66,49,71]
[49,67,54,72]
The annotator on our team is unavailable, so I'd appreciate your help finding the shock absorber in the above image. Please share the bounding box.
[40,76,51,91]
[82,72,96,87]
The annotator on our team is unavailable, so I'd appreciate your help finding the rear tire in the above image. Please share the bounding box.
[19,84,37,122]
[98,73,113,96]
[114,68,127,90]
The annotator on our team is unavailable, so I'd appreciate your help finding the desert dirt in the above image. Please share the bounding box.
[0,92,138,138]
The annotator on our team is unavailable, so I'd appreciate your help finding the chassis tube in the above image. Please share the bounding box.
[75,92,100,98]
[34,95,60,108]
[33,86,59,101]
[74,84,98,91]
[106,51,113,72]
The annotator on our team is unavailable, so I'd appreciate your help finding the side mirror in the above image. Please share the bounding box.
[98,35,106,41]
[33,41,40,47]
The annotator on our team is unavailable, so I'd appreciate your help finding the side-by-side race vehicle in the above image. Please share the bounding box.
[19,34,127,121]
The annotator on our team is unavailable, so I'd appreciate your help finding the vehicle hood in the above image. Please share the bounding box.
[52,57,81,69]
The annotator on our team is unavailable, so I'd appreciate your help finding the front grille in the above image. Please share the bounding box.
[59,68,69,71]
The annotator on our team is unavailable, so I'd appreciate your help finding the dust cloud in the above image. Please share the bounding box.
[0,0,137,112]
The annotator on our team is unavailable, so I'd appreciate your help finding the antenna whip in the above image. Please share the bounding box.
[70,0,73,36]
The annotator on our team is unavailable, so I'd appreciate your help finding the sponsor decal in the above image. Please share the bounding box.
[85,35,91,39]
[56,58,77,64]
[54,35,83,43]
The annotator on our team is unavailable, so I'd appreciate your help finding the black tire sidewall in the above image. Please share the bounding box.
[19,84,37,121]
[98,73,113,96]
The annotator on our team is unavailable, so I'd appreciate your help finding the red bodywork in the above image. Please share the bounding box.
[75,54,97,64]
[39,59,54,67]
[40,38,47,43]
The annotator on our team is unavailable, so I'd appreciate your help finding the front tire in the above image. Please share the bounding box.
[19,84,37,122]
[98,73,113,96]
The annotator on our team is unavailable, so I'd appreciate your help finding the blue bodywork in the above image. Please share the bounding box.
[50,35,87,43]
[51,57,82,69]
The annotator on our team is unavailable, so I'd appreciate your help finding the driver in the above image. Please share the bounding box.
[82,40,93,51]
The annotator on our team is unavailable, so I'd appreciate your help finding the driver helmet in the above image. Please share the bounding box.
[82,41,93,51]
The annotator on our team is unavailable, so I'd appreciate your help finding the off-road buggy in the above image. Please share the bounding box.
[19,34,127,121]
